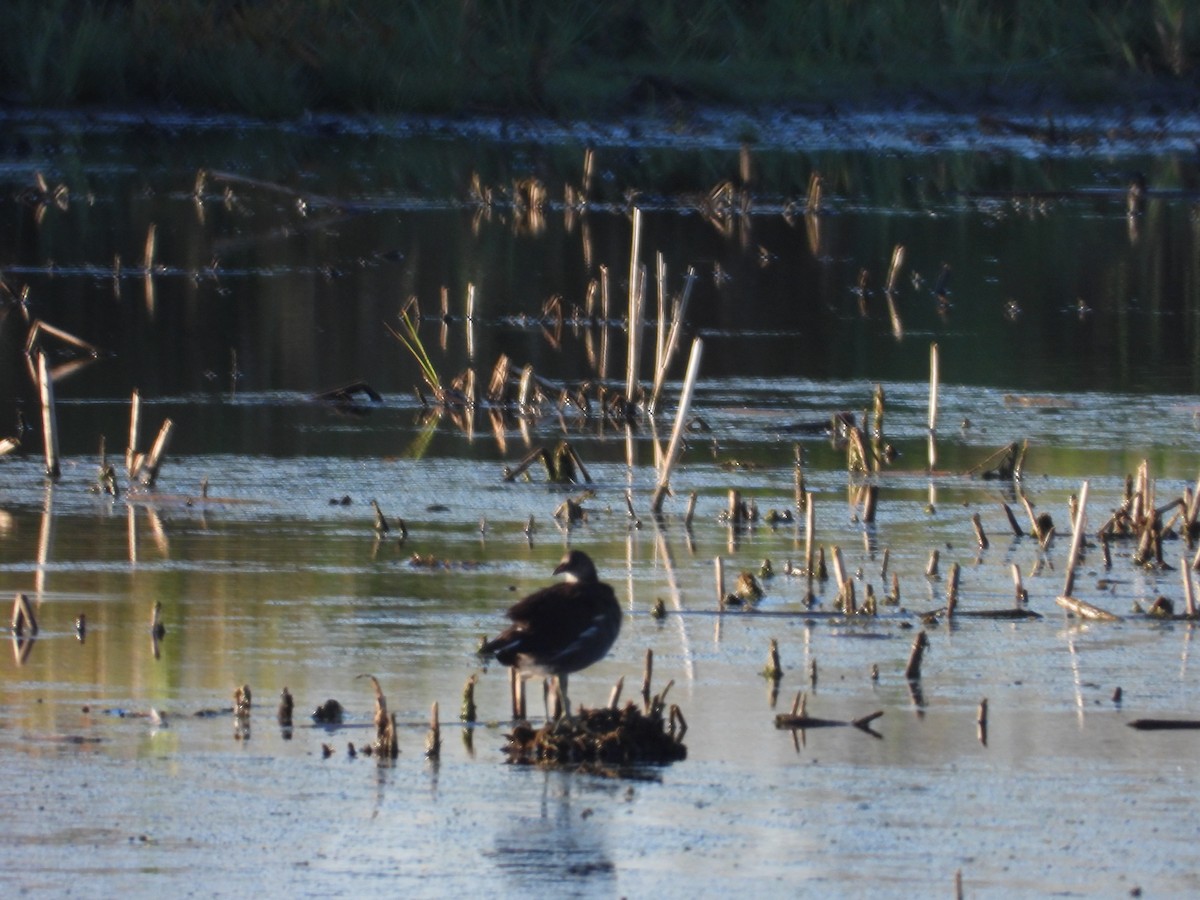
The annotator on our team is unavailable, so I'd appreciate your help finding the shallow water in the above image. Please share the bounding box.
[3,109,1200,896]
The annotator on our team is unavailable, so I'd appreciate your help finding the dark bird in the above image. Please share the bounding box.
[481,549,621,718]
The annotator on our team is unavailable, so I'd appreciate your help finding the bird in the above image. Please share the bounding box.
[480,549,621,719]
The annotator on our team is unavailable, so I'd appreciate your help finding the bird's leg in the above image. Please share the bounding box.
[553,674,571,720]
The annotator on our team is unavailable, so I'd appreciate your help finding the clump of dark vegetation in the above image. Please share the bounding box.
[502,700,687,769]
[0,1,1195,118]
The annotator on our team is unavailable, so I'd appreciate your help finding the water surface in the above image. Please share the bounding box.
[2,109,1200,896]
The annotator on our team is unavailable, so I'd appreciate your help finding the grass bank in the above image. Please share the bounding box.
[1,1,1197,118]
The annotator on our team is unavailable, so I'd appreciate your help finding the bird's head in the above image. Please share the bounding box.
[554,549,598,584]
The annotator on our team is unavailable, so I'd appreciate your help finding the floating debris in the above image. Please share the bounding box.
[503,440,592,484]
[313,380,383,409]
[312,699,344,725]
[1127,719,1200,731]
[965,441,1027,480]
[774,691,883,737]
[725,571,763,607]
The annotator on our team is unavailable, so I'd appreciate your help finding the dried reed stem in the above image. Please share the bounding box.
[946,563,960,618]
[1062,480,1089,597]
[649,267,697,413]
[127,388,141,475]
[626,208,643,401]
[972,513,988,550]
[1011,563,1027,606]
[608,675,624,709]
[36,352,59,479]
[905,630,929,680]
[715,557,726,610]
[927,342,939,471]
[1182,560,1197,618]
[651,337,703,513]
[139,419,175,487]
[641,648,654,710]
[684,491,698,529]
[926,549,940,577]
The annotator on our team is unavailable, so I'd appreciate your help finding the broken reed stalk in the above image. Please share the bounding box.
[860,483,879,524]
[425,701,441,759]
[946,563,961,618]
[278,687,294,727]
[830,546,849,610]
[905,630,929,680]
[1062,480,1090,598]
[684,491,698,529]
[1011,563,1027,606]
[1000,501,1024,536]
[883,245,905,337]
[794,445,806,513]
[885,244,905,294]
[1186,469,1200,534]
[143,223,156,272]
[626,207,643,402]
[972,513,988,550]
[649,266,697,414]
[763,639,783,680]
[36,352,60,479]
[608,675,625,709]
[655,252,667,381]
[25,319,103,358]
[1055,594,1121,622]
[641,648,654,710]
[127,388,141,474]
[715,557,726,610]
[651,337,704,514]
[11,592,37,637]
[1018,492,1042,541]
[1182,560,1197,618]
[461,674,477,722]
[791,689,806,718]
[599,265,610,381]
[804,491,815,582]
[582,146,594,200]
[139,419,175,487]
[926,549,940,577]
[927,342,939,471]
[466,283,476,358]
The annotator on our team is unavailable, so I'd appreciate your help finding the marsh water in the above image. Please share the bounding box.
[4,108,1200,896]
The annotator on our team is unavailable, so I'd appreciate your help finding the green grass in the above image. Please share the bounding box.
[0,0,1195,118]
